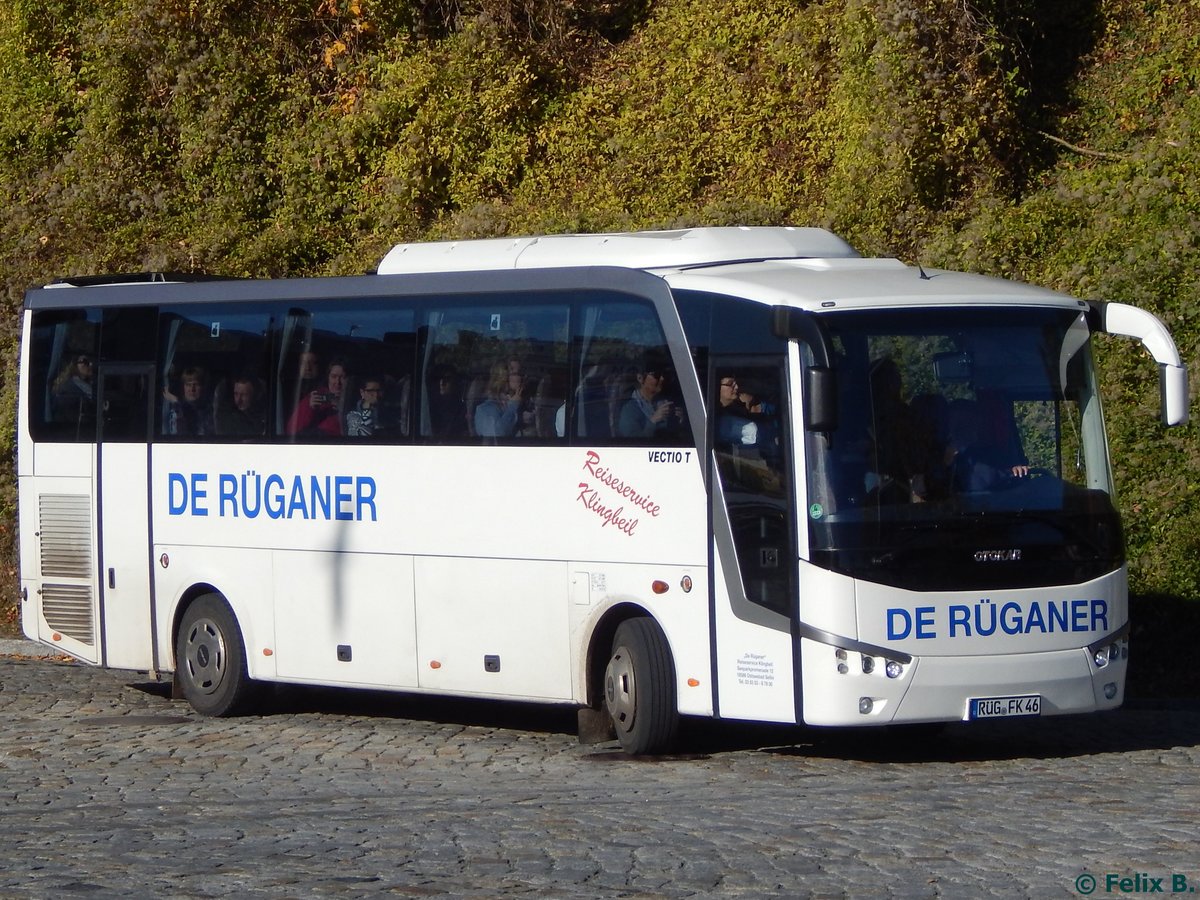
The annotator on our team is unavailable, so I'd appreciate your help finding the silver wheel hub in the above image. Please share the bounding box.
[604,645,636,734]
[183,617,227,696]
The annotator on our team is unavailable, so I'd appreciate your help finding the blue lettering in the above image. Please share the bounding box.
[356,477,377,522]
[1000,602,1022,635]
[939,598,1111,640]
[264,474,285,519]
[311,476,331,519]
[219,474,238,517]
[240,471,261,518]
[288,476,309,519]
[167,470,380,522]
[190,474,208,517]
[887,608,912,640]
[334,476,353,521]
[1071,599,1088,631]
[168,473,187,515]
[915,607,936,639]
[949,605,971,637]
[974,599,997,636]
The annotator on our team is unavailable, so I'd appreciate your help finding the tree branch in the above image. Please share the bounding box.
[1035,130,1128,161]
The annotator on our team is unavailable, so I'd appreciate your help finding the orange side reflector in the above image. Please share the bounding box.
[430,660,442,669]
[262,648,273,657]
[51,633,62,642]
[651,580,669,594]
[687,678,700,687]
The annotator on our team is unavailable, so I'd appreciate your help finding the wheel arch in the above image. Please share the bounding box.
[172,587,258,716]
[583,602,675,708]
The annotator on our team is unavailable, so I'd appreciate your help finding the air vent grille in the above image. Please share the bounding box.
[41,583,95,645]
[38,494,92,579]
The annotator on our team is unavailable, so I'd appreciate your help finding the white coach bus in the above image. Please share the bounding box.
[17,227,1189,753]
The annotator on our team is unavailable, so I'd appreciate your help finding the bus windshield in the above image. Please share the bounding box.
[804,306,1122,591]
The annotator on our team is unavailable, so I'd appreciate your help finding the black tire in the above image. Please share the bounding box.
[175,593,255,717]
[604,617,678,755]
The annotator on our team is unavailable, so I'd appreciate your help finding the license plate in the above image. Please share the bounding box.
[968,695,1041,720]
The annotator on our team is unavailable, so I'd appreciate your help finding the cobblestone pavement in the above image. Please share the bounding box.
[1,646,1198,899]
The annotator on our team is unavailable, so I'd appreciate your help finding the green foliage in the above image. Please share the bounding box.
[0,0,1198,630]
[359,23,544,236]
[476,0,1077,254]
[0,3,84,168]
[484,0,840,234]
[811,1,1013,252]
[921,0,1200,596]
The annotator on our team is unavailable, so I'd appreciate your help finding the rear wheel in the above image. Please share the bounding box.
[604,617,678,754]
[175,593,254,716]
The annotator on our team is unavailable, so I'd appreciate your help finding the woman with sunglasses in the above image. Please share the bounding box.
[51,354,96,426]
[617,355,683,439]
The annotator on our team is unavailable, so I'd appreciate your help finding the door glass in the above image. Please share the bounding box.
[713,362,792,615]
[29,310,101,442]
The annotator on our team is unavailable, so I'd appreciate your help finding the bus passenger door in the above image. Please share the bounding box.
[709,358,800,724]
[96,363,157,672]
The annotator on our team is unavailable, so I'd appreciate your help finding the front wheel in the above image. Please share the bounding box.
[175,593,255,716]
[604,617,678,755]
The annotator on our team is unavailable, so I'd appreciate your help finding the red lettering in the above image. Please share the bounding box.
[578,450,661,520]
[576,482,639,536]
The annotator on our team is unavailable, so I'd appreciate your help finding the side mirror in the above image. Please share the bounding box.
[805,366,837,432]
[1092,301,1190,426]
[1160,362,1189,427]
[773,306,839,430]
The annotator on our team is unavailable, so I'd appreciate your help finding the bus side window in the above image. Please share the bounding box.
[421,301,569,446]
[574,300,690,447]
[29,311,101,442]
[50,353,98,435]
[161,364,217,438]
[276,305,416,443]
[214,374,267,437]
[160,305,272,442]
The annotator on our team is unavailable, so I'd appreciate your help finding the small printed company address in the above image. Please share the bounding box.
[736,653,775,687]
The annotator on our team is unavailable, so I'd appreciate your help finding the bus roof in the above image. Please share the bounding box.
[662,257,1087,312]
[378,227,1085,312]
[377,226,861,274]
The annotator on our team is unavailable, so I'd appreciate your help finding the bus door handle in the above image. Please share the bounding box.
[108,568,115,589]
